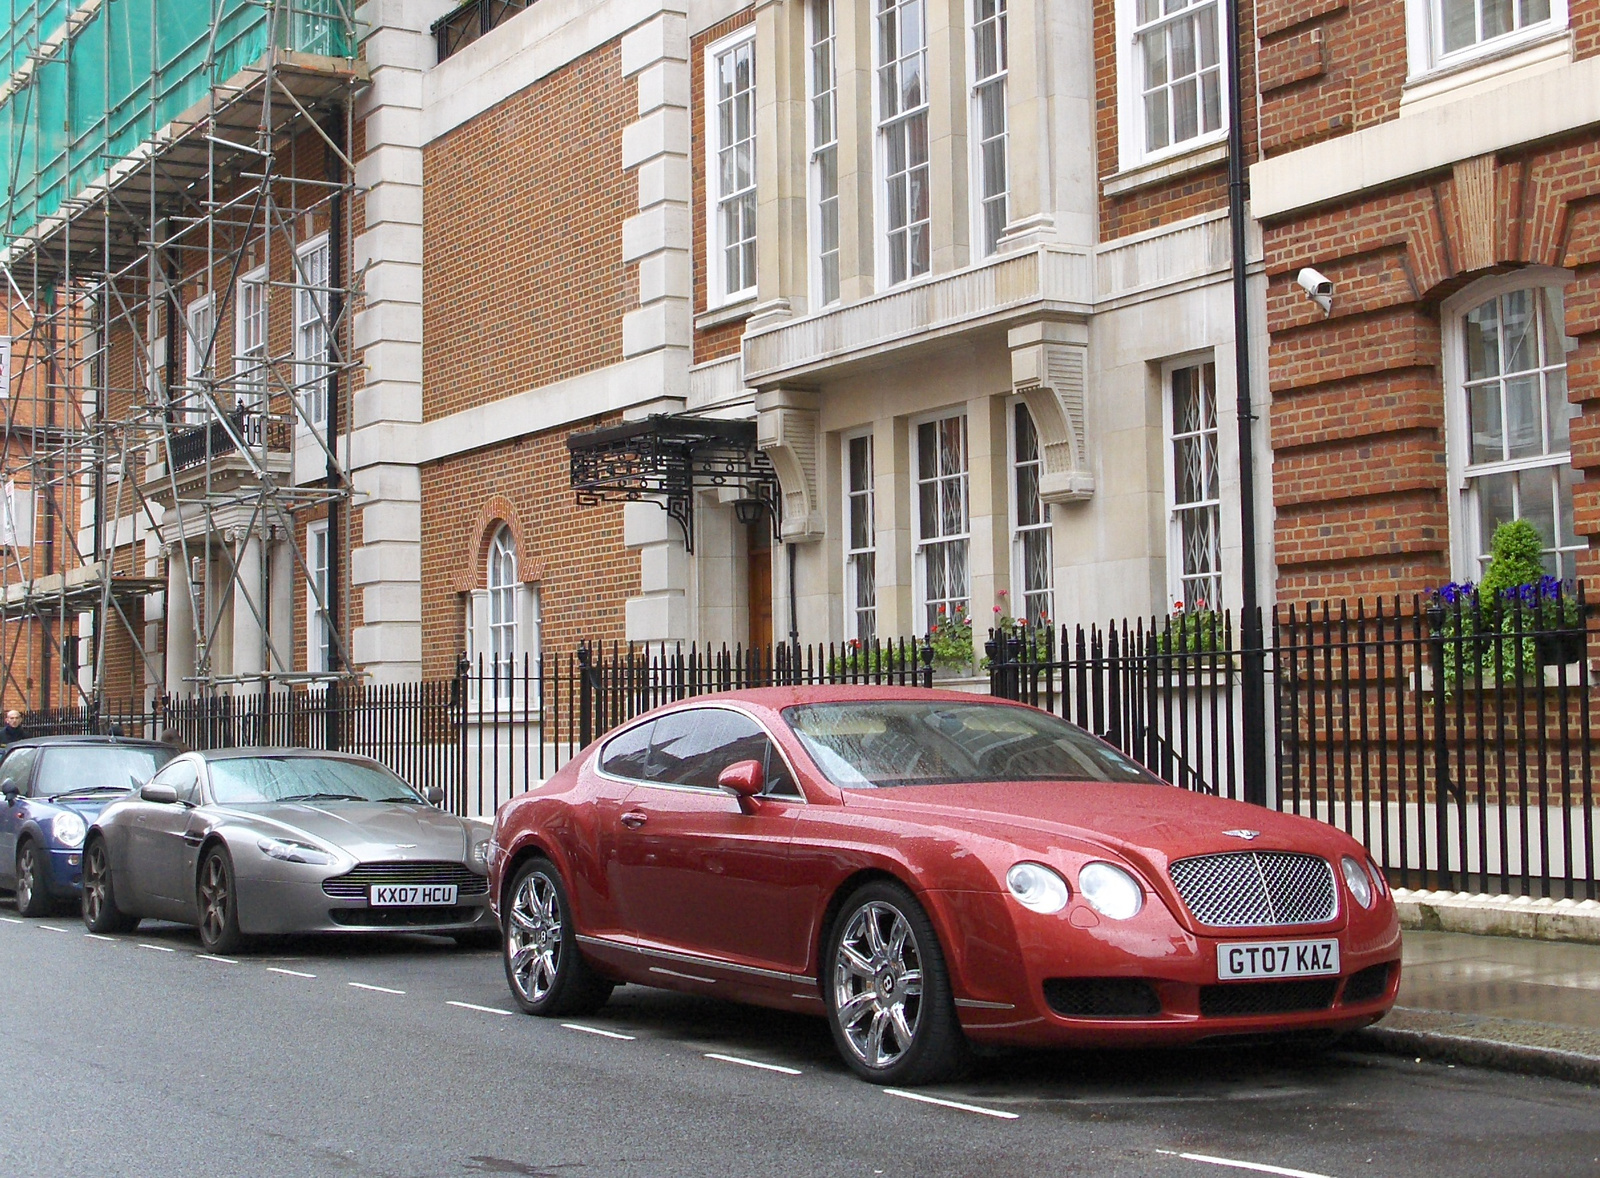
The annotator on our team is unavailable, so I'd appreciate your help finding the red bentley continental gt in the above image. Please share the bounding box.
[487,686,1401,1084]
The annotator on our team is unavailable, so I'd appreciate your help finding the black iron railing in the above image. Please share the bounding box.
[167,409,292,473]
[433,0,533,61]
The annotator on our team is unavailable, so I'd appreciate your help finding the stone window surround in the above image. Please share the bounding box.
[1114,0,1230,174]
[1440,266,1581,582]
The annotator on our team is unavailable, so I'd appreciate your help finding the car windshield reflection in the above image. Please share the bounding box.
[782,701,1160,789]
[208,756,422,805]
[36,746,174,798]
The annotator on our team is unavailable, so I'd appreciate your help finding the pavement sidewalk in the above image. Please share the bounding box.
[1352,927,1600,1085]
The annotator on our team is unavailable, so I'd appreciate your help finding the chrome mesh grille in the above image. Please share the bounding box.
[322,861,488,899]
[1168,852,1336,928]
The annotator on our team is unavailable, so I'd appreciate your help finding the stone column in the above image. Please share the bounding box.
[268,527,295,675]
[164,545,196,696]
[231,529,265,694]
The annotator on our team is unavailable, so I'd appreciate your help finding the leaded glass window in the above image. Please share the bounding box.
[1012,404,1053,626]
[1169,362,1221,610]
[916,414,970,630]
[846,434,877,643]
[488,526,518,698]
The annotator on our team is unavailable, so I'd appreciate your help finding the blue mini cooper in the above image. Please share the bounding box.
[1,737,175,916]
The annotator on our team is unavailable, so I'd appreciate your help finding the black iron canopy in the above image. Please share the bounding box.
[567,414,779,553]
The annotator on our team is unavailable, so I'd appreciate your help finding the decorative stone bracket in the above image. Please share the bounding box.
[755,387,824,542]
[1010,320,1094,503]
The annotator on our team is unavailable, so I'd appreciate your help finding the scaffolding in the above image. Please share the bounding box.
[0,0,365,707]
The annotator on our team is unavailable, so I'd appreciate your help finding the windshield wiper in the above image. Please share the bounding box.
[288,792,367,803]
[47,785,133,799]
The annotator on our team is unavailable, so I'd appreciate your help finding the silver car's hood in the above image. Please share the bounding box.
[216,801,474,862]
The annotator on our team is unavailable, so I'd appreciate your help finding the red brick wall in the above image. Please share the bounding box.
[1263,133,1600,602]
[418,416,638,676]
[691,12,756,363]
[421,41,634,421]
[1094,0,1257,240]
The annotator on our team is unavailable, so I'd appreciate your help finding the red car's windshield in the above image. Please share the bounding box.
[783,701,1160,789]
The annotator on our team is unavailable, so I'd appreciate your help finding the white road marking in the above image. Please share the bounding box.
[38,924,71,933]
[84,933,116,942]
[1157,1150,1336,1178]
[196,953,238,964]
[1,916,22,924]
[348,982,404,995]
[138,943,175,953]
[447,1000,514,1016]
[882,1089,1019,1120]
[562,1023,637,1041]
[704,1053,801,1076]
[267,967,316,979]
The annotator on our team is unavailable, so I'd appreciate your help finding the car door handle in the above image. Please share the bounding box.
[620,811,648,829]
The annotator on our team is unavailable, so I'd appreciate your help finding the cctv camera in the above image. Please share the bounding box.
[1296,267,1333,316]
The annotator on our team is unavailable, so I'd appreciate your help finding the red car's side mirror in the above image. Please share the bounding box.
[718,759,765,802]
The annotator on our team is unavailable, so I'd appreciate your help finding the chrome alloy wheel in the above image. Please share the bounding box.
[832,900,925,1069]
[15,843,36,912]
[82,842,110,925]
[198,853,231,944]
[506,870,563,1004]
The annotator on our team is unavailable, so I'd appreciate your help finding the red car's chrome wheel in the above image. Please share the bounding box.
[825,882,969,1085]
[502,858,613,1017]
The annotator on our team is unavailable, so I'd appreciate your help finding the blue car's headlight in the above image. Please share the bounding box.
[257,836,335,866]
[52,812,87,848]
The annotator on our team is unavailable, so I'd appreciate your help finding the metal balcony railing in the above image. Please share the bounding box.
[433,0,534,62]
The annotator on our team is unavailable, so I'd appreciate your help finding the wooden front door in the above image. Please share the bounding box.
[747,521,773,651]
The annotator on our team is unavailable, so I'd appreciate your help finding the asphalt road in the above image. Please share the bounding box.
[2,904,1597,1178]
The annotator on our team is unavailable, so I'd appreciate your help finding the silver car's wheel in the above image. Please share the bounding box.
[502,858,612,1017]
[81,838,139,934]
[507,871,562,1003]
[824,882,969,1085]
[832,900,924,1069]
[196,846,245,954]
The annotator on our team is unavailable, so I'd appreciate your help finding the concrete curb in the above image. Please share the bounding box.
[1351,1022,1600,1087]
[1392,888,1600,944]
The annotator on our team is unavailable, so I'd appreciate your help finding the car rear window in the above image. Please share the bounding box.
[34,746,174,796]
[782,701,1159,789]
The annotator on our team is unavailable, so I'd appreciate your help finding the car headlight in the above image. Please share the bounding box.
[1342,855,1373,909]
[1005,862,1070,914]
[257,836,336,866]
[1366,857,1387,898]
[1078,862,1143,920]
[52,812,86,848]
[470,839,490,869]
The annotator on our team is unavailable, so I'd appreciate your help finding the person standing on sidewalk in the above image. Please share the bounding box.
[1,709,27,746]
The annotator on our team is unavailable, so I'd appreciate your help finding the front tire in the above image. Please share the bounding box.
[502,858,612,1016]
[196,845,246,955]
[15,839,51,917]
[81,838,140,934]
[824,881,970,1086]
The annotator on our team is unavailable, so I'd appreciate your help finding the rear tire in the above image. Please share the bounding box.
[81,837,140,934]
[502,857,613,1016]
[15,839,52,917]
[824,881,970,1086]
[196,845,246,955]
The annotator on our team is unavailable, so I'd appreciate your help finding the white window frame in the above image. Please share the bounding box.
[911,410,971,632]
[808,0,841,309]
[234,264,268,410]
[1163,357,1223,611]
[874,0,933,288]
[306,520,332,674]
[1405,0,1567,78]
[1443,268,1584,581]
[293,234,331,430]
[968,0,1009,259]
[706,28,758,309]
[1116,0,1229,171]
[184,293,215,420]
[1007,399,1054,627]
[487,525,519,700]
[843,430,877,644]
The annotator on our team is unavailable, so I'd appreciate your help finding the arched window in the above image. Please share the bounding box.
[1446,275,1583,579]
[487,526,517,693]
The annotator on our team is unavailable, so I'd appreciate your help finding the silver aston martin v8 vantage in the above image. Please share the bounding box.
[81,749,494,953]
